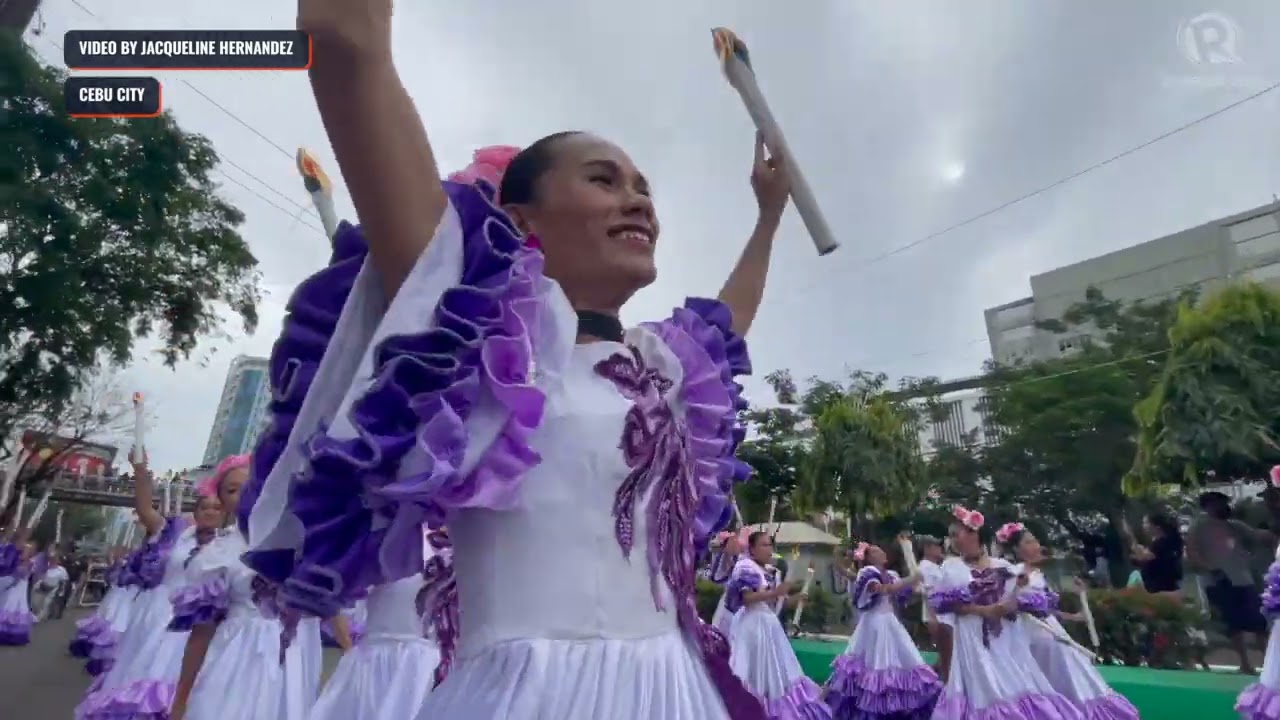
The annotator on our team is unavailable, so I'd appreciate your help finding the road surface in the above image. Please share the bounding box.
[0,608,342,718]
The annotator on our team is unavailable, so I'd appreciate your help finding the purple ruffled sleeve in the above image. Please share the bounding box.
[852,566,883,611]
[1262,562,1280,618]
[238,222,369,536]
[704,551,735,584]
[168,571,231,631]
[1016,590,1054,618]
[243,179,546,620]
[135,518,189,589]
[929,587,973,614]
[644,299,752,551]
[723,563,763,615]
[0,543,18,577]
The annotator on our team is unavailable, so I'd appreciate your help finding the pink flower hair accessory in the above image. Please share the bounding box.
[995,522,1025,544]
[1270,465,1280,488]
[952,505,984,531]
[447,145,522,194]
[852,542,870,562]
[197,454,251,498]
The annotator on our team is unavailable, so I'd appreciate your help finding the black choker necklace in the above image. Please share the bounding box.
[577,310,624,343]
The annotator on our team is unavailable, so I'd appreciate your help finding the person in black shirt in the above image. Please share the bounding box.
[1130,511,1183,594]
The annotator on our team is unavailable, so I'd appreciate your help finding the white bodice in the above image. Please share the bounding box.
[452,341,680,657]
[164,530,200,588]
[364,574,427,638]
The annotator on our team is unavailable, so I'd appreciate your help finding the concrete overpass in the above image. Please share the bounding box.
[40,470,199,512]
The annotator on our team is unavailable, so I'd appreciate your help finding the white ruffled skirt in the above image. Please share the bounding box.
[1026,617,1137,718]
[414,629,729,719]
[312,632,441,720]
[184,610,314,720]
[728,604,831,719]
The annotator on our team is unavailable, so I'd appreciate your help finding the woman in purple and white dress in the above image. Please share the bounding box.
[725,531,831,719]
[707,529,747,636]
[0,525,37,646]
[75,455,213,720]
[929,507,1081,720]
[236,3,792,719]
[997,523,1135,720]
[168,457,321,720]
[310,528,443,720]
[1238,466,1280,719]
[70,547,133,673]
[824,542,939,720]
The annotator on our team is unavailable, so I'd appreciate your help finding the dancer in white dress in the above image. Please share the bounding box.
[996,523,1136,720]
[725,531,831,719]
[916,535,952,682]
[1238,465,1280,720]
[169,458,318,720]
[708,529,747,636]
[310,528,443,720]
[0,525,36,646]
[238,4,791,719]
[929,506,1080,720]
[824,542,939,720]
[70,548,132,673]
[31,551,69,620]
[76,455,216,720]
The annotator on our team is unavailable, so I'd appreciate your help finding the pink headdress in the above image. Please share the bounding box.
[198,454,250,498]
[851,542,870,562]
[447,145,522,195]
[994,522,1025,544]
[1270,466,1280,488]
[952,505,985,531]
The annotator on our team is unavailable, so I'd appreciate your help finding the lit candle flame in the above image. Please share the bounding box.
[296,148,331,194]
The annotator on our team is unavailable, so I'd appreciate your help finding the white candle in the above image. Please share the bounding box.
[732,499,745,528]
[711,28,838,256]
[163,480,172,516]
[25,485,52,530]
[767,497,777,525]
[0,449,23,512]
[790,566,816,629]
[845,515,852,539]
[55,507,63,543]
[131,392,146,464]
[13,487,26,528]
[1079,589,1100,648]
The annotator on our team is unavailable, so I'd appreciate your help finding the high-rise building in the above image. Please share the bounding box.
[985,201,1280,366]
[202,355,271,464]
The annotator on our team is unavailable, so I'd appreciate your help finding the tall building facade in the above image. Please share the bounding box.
[985,201,1280,365]
[202,355,271,465]
[913,386,1000,457]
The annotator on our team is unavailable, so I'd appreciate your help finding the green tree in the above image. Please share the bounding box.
[0,33,260,452]
[1130,282,1280,490]
[736,370,807,523]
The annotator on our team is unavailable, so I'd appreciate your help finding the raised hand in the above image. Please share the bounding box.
[298,0,393,60]
[750,132,791,221]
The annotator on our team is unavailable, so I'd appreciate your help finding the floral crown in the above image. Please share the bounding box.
[448,145,542,250]
[851,542,870,562]
[1270,465,1280,488]
[994,521,1025,544]
[952,505,985,531]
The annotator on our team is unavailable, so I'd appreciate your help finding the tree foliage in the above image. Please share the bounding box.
[1130,282,1280,490]
[0,33,260,450]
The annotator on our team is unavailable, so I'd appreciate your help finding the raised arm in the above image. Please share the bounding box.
[716,133,790,337]
[131,455,166,537]
[301,0,447,297]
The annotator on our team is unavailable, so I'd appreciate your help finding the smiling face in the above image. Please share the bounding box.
[749,532,774,565]
[503,133,658,312]
[193,495,225,530]
[865,545,887,567]
[1015,531,1043,564]
[949,522,981,557]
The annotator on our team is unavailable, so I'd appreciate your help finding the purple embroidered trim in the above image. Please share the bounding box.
[419,528,457,688]
[1262,562,1280,618]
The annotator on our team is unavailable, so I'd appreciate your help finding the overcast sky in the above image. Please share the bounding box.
[24,0,1280,472]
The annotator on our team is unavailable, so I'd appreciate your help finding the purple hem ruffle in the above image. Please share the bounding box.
[1239,682,1280,720]
[70,615,111,657]
[76,677,174,720]
[932,687,1084,720]
[0,608,35,645]
[823,655,941,718]
[0,543,19,577]
[758,676,833,720]
[167,573,230,631]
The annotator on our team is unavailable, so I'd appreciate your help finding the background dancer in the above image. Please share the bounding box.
[708,528,748,636]
[240,2,793,718]
[823,541,938,720]
[75,452,196,720]
[30,548,67,621]
[916,535,952,682]
[168,456,316,720]
[999,523,1136,720]
[725,531,830,719]
[70,546,130,665]
[1237,466,1280,719]
[0,524,37,646]
[310,527,442,720]
[930,506,1069,720]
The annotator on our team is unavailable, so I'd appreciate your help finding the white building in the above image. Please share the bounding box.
[202,355,271,465]
[985,201,1280,366]
[913,385,999,456]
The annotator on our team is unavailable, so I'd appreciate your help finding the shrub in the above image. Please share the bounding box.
[1059,587,1205,668]
[696,578,722,624]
